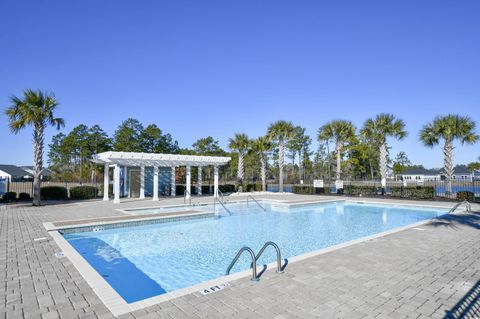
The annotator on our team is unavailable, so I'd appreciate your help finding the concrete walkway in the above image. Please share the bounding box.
[1,195,479,318]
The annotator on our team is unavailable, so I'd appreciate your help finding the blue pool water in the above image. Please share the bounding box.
[63,201,446,303]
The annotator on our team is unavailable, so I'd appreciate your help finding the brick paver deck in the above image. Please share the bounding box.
[1,195,479,318]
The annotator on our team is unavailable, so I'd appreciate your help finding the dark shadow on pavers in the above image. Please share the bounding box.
[427,213,480,230]
[444,279,480,318]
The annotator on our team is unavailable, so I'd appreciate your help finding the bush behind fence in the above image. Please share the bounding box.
[268,179,479,202]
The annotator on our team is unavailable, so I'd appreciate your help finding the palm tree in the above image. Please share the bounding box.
[5,90,65,205]
[360,114,407,188]
[251,136,273,192]
[228,133,250,192]
[318,120,356,181]
[267,120,295,192]
[419,114,478,193]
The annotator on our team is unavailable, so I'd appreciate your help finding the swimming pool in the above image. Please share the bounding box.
[61,200,447,304]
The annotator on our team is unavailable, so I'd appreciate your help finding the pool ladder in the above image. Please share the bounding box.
[225,241,284,281]
[183,189,192,205]
[449,201,471,214]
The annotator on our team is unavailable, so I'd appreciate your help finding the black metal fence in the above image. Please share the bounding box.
[266,179,480,202]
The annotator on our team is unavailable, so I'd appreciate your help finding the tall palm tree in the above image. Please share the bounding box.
[5,90,65,205]
[419,114,478,193]
[267,120,295,192]
[360,114,407,186]
[251,136,273,192]
[318,120,356,181]
[228,133,250,192]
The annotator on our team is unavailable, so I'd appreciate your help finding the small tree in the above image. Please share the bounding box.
[5,90,65,205]
[267,120,295,192]
[251,136,273,192]
[318,120,356,181]
[228,133,250,192]
[361,113,407,190]
[419,114,478,193]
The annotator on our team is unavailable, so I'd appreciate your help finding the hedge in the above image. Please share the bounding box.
[41,186,68,200]
[219,184,236,193]
[456,191,474,202]
[2,192,17,201]
[292,186,331,195]
[244,183,262,192]
[18,192,31,201]
[175,185,198,196]
[344,185,380,196]
[201,185,212,194]
[70,186,99,200]
[390,186,435,199]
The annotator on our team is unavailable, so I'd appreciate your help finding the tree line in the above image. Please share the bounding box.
[4,90,479,204]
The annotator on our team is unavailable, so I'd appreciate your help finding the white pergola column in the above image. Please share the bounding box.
[214,166,219,198]
[103,163,109,201]
[171,165,176,197]
[122,166,127,198]
[153,166,159,201]
[197,167,202,195]
[113,165,120,204]
[186,165,191,199]
[140,165,145,199]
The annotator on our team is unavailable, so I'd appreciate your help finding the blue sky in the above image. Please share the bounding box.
[1,0,479,168]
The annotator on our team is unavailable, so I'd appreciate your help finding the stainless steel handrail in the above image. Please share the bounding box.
[247,195,266,211]
[225,247,259,281]
[183,189,192,205]
[213,194,232,215]
[449,201,471,214]
[253,241,284,273]
[218,189,226,202]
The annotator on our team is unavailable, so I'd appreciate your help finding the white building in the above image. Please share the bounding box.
[92,151,231,203]
[396,165,480,182]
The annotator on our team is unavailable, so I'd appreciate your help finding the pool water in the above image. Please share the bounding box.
[63,201,446,303]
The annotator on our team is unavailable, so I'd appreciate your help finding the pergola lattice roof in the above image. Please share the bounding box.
[92,151,231,167]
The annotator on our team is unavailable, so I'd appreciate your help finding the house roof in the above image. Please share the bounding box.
[400,165,477,176]
[400,167,440,175]
[20,166,53,176]
[439,165,470,175]
[0,165,32,178]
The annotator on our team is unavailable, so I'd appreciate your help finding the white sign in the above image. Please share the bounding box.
[335,180,344,189]
[381,178,386,188]
[199,283,231,295]
[313,179,324,188]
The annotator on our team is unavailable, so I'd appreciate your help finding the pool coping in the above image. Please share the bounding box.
[45,199,460,317]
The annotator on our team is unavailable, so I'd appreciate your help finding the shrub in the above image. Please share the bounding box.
[201,185,211,194]
[344,185,380,196]
[244,183,262,192]
[70,186,99,200]
[2,192,17,201]
[456,191,474,202]
[219,184,236,193]
[292,185,314,194]
[390,186,435,199]
[41,186,68,200]
[314,187,330,195]
[175,185,185,196]
[18,192,31,201]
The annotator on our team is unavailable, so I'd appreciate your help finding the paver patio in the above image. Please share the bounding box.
[1,195,479,318]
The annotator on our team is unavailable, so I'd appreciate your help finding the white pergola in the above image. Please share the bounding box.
[92,151,231,203]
